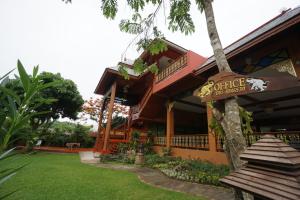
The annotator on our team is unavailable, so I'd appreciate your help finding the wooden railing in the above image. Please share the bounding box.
[216,135,225,152]
[171,135,209,150]
[153,137,166,146]
[217,131,300,151]
[155,54,188,83]
[139,86,152,113]
[129,86,152,123]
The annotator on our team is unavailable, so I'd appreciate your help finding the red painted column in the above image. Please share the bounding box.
[166,101,174,148]
[103,82,117,152]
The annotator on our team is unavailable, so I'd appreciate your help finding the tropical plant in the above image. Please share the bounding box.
[0,148,29,199]
[0,60,56,152]
[5,72,84,130]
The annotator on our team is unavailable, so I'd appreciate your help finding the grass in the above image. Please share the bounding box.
[0,152,203,200]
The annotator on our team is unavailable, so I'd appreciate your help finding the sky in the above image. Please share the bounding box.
[0,0,299,102]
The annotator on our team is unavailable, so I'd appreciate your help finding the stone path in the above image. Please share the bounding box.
[81,160,234,200]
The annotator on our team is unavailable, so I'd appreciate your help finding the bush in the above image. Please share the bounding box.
[144,154,229,186]
[99,153,135,164]
[38,122,95,148]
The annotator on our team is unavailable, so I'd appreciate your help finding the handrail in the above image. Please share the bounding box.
[171,135,208,150]
[129,85,153,122]
[155,53,188,83]
[217,131,300,151]
[138,85,152,114]
[153,136,166,146]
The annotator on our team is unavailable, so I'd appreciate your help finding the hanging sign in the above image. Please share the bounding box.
[194,71,300,102]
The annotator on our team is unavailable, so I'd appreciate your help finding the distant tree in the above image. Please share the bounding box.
[82,96,129,127]
[6,72,84,130]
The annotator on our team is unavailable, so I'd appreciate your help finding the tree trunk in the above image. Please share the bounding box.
[203,1,247,199]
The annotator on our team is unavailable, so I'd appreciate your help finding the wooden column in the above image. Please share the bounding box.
[166,101,174,148]
[94,98,107,151]
[103,82,117,151]
[207,103,217,152]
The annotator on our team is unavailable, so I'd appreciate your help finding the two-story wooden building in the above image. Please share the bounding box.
[94,6,300,164]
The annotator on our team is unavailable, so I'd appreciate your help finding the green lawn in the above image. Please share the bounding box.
[1,152,203,200]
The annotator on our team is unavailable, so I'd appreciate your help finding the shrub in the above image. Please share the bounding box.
[99,153,135,164]
[144,154,229,186]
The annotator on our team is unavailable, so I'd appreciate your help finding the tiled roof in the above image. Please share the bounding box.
[199,6,300,69]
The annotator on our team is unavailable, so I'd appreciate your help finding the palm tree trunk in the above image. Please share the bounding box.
[203,1,247,199]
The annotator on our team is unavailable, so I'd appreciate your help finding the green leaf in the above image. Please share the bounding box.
[0,68,15,81]
[36,81,60,91]
[168,0,195,35]
[101,0,118,19]
[0,112,6,130]
[119,20,142,34]
[133,58,146,74]
[0,147,16,160]
[132,12,142,22]
[0,86,21,105]
[33,65,39,78]
[6,96,17,119]
[17,60,30,92]
[148,39,168,55]
[148,63,159,74]
[118,65,130,80]
[127,0,145,12]
[195,0,205,13]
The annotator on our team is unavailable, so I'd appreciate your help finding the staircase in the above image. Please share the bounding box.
[129,86,153,124]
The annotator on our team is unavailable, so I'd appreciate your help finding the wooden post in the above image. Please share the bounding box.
[103,82,117,151]
[207,103,217,152]
[166,101,174,148]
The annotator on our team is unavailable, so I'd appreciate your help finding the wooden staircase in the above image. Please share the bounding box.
[129,85,153,124]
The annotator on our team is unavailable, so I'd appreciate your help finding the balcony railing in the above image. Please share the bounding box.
[171,135,208,150]
[217,131,300,151]
[153,136,166,146]
[155,54,188,83]
[216,135,225,152]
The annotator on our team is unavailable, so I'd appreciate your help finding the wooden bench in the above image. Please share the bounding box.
[66,143,80,150]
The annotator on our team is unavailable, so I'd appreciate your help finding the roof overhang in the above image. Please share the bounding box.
[94,68,138,95]
[194,7,300,76]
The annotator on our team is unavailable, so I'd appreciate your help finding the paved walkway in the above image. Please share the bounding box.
[81,159,234,200]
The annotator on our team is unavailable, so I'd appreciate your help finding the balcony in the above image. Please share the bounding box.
[155,54,188,83]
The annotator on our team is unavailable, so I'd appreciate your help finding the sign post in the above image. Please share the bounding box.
[194,71,300,102]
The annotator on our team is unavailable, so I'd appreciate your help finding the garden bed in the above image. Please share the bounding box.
[100,153,230,186]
